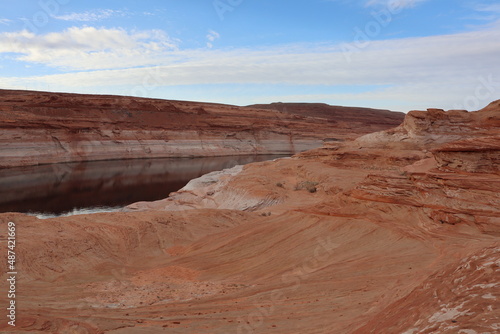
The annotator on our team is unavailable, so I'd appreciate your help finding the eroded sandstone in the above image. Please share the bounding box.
[0,99,498,333]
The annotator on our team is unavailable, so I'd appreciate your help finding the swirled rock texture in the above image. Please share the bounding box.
[0,90,404,168]
[0,100,499,334]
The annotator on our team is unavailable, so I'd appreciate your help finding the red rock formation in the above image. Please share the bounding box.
[432,136,500,173]
[0,100,498,333]
[248,102,403,133]
[0,90,404,168]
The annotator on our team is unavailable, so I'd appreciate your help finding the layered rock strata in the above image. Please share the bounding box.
[0,90,404,168]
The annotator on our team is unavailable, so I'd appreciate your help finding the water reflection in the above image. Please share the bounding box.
[0,155,286,216]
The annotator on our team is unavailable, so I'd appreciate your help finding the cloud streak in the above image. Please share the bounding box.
[474,3,500,14]
[52,9,125,22]
[3,26,498,84]
[364,0,429,9]
[1,23,499,111]
[0,27,178,70]
[206,30,220,49]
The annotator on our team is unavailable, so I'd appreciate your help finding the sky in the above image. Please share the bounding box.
[0,0,499,112]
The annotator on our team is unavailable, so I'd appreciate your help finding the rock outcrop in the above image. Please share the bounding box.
[0,90,404,168]
[0,100,498,333]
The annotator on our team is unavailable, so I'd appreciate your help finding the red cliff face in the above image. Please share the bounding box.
[0,100,498,333]
[0,90,404,168]
[248,102,404,132]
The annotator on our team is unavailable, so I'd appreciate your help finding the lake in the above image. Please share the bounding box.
[0,155,286,218]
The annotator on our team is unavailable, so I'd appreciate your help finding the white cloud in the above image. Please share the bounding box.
[365,0,428,9]
[0,27,178,70]
[0,18,12,25]
[474,3,500,13]
[52,9,124,22]
[1,25,499,111]
[206,30,220,49]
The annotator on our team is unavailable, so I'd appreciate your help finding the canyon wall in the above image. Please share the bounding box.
[0,90,404,167]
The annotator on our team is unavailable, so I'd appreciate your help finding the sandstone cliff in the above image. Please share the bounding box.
[0,100,498,333]
[0,90,404,168]
[248,102,403,133]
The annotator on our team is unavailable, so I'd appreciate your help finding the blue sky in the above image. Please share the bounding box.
[0,0,499,111]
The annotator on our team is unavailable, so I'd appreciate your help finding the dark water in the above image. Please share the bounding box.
[0,155,287,217]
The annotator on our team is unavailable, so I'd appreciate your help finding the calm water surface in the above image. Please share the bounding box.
[0,155,287,217]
